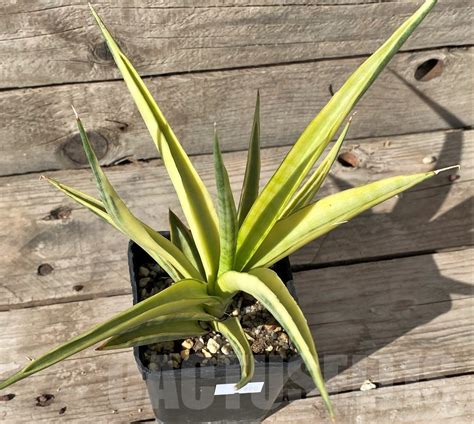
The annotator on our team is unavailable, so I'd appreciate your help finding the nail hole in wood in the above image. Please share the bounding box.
[38,263,54,276]
[61,131,109,165]
[337,151,359,168]
[414,58,444,82]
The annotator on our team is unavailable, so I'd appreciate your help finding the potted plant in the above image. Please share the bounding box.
[0,1,452,422]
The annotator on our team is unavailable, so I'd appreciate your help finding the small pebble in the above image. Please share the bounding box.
[180,349,190,361]
[221,344,232,355]
[360,380,377,391]
[72,284,84,292]
[448,174,460,182]
[244,332,255,342]
[138,266,150,277]
[139,277,151,288]
[193,340,204,352]
[182,339,194,349]
[207,338,220,354]
[202,349,212,358]
[422,155,437,164]
[59,406,67,415]
[170,353,181,362]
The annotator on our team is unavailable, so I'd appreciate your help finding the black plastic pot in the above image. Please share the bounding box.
[128,237,303,423]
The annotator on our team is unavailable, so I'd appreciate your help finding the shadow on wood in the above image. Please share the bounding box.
[265,70,473,419]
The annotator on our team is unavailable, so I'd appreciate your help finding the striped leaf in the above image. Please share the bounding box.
[169,209,206,278]
[98,320,209,350]
[281,117,353,217]
[0,280,219,390]
[248,170,445,269]
[215,269,334,421]
[90,5,220,282]
[213,130,238,276]
[74,113,201,281]
[211,317,254,389]
[44,176,196,281]
[237,91,261,227]
[235,0,437,270]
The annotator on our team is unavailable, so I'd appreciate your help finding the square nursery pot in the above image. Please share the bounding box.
[128,235,303,423]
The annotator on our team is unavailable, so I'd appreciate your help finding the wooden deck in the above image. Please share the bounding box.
[0,1,473,423]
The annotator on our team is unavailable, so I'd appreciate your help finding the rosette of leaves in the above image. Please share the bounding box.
[1,1,449,420]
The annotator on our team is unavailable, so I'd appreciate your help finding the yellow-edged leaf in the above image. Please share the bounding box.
[281,117,352,217]
[215,269,334,421]
[74,113,201,281]
[235,0,437,270]
[0,280,219,390]
[237,91,261,227]
[89,5,220,282]
[213,130,237,275]
[98,320,209,350]
[249,170,445,269]
[169,209,206,278]
[211,317,254,389]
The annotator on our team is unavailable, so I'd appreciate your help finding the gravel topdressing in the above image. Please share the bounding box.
[136,263,298,371]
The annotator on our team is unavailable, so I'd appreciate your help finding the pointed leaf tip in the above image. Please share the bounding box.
[71,105,79,119]
[433,165,460,175]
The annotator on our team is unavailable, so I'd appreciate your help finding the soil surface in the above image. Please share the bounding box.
[136,262,298,371]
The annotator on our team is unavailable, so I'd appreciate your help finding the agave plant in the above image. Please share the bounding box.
[1,0,451,420]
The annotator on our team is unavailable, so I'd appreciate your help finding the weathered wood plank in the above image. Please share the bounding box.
[1,249,472,384]
[0,129,471,309]
[0,47,472,175]
[0,361,472,424]
[0,1,471,89]
[265,375,474,424]
[0,250,472,421]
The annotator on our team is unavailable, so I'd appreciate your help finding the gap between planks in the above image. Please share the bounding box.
[0,128,471,310]
[0,247,472,422]
[1,47,472,176]
[0,1,472,89]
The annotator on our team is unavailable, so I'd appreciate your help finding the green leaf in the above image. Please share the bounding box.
[215,269,334,421]
[0,279,219,390]
[235,0,437,270]
[213,129,238,276]
[281,117,353,217]
[237,91,261,227]
[73,113,201,281]
[98,320,209,350]
[249,170,439,269]
[44,177,193,281]
[169,209,206,278]
[211,317,254,389]
[89,5,220,283]
[43,175,119,229]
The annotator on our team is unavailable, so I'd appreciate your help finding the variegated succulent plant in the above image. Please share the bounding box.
[1,1,450,421]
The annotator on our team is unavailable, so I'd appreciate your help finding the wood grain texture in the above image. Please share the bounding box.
[0,249,472,422]
[265,375,474,424]
[0,47,472,175]
[0,128,471,309]
[0,1,471,89]
[1,365,472,424]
